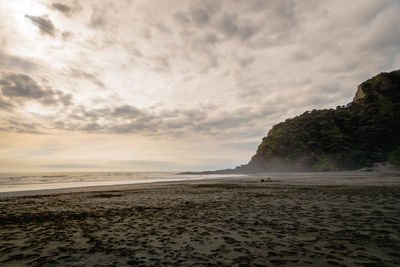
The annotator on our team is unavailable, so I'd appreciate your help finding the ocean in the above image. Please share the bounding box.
[0,172,247,193]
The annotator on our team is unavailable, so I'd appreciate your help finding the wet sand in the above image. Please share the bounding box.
[0,176,400,266]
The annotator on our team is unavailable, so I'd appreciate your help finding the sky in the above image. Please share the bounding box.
[0,0,399,172]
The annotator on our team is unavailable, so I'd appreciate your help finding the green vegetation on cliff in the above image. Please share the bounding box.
[240,70,400,171]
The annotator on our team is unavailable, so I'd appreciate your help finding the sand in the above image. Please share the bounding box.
[0,176,400,266]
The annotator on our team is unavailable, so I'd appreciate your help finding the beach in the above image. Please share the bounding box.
[1,174,400,266]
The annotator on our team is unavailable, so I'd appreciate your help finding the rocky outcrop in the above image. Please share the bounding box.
[240,69,400,171]
[353,85,366,102]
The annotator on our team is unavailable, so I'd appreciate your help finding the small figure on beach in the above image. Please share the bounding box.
[260,177,272,182]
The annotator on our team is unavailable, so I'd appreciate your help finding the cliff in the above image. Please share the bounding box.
[238,69,400,171]
[180,69,400,174]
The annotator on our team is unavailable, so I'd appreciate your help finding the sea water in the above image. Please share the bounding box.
[0,172,247,193]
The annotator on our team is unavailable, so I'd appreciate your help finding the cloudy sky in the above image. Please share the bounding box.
[0,0,399,172]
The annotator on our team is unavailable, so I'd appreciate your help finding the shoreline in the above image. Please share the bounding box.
[1,170,399,198]
[0,177,241,198]
[0,174,249,197]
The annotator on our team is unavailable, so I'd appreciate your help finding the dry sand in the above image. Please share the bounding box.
[0,176,400,266]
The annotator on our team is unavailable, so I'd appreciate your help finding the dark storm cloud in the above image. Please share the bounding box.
[191,8,210,26]
[155,23,172,34]
[58,93,73,106]
[246,0,295,16]
[0,73,72,106]
[203,33,218,44]
[51,3,72,15]
[218,14,238,37]
[49,102,271,138]
[174,0,221,28]
[0,96,12,110]
[0,118,44,134]
[0,51,38,72]
[70,68,105,89]
[0,74,50,99]
[187,0,222,24]
[49,0,82,16]
[174,12,190,25]
[54,105,153,134]
[113,105,143,118]
[236,22,262,41]
[220,0,296,47]
[238,56,254,67]
[173,3,263,47]
[107,121,152,134]
[24,15,56,37]
[90,13,106,29]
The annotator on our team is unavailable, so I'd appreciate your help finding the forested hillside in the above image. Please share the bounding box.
[238,70,400,171]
